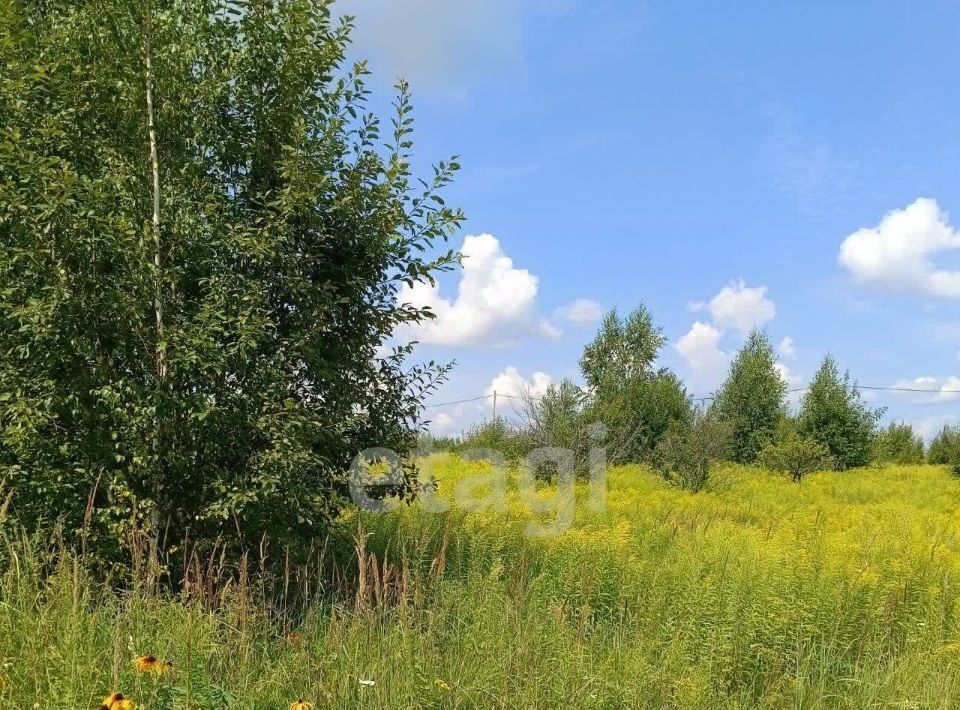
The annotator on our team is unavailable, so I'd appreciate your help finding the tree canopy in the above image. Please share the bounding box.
[711,330,786,464]
[0,0,462,558]
[798,356,882,470]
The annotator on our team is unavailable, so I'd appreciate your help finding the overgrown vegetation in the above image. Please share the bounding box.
[873,422,925,465]
[5,457,960,708]
[760,426,833,483]
[929,424,960,475]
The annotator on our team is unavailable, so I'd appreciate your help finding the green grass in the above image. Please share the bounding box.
[4,457,960,708]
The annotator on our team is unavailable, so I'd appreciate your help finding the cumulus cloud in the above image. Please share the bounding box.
[485,366,552,407]
[429,411,458,435]
[839,197,960,298]
[555,298,603,325]
[912,414,959,442]
[675,321,728,391]
[691,280,776,334]
[399,234,558,347]
[778,336,796,359]
[889,376,960,404]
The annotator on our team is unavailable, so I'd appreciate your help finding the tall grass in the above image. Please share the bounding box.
[3,457,960,708]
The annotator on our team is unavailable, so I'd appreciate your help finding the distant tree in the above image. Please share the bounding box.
[798,356,883,470]
[872,422,925,465]
[928,425,960,475]
[520,379,589,478]
[760,428,833,483]
[0,1,462,558]
[580,307,665,391]
[711,330,787,464]
[653,410,732,492]
[580,307,691,463]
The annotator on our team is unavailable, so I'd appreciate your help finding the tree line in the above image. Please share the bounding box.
[440,306,959,489]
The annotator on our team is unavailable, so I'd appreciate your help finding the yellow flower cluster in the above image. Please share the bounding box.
[134,656,172,675]
[99,693,135,710]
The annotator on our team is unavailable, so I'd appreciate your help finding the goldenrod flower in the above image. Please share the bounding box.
[99,692,136,710]
[290,700,313,710]
[434,678,451,692]
[133,656,171,675]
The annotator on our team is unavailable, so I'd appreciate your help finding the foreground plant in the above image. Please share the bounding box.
[99,693,135,710]
[0,0,463,560]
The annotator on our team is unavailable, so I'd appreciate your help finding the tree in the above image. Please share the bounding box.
[872,422,925,465]
[711,330,786,464]
[760,429,832,483]
[580,307,665,391]
[797,356,883,470]
[929,425,960,475]
[580,307,691,463]
[653,410,731,493]
[0,0,462,558]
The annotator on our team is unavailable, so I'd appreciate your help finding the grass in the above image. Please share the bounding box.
[4,456,960,708]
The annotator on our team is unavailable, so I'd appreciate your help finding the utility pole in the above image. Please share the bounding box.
[492,390,498,420]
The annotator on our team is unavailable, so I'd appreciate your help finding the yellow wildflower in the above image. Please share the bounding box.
[99,692,136,710]
[133,656,171,675]
[290,701,313,710]
[434,678,451,692]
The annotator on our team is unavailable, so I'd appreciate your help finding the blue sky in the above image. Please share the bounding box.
[338,0,960,437]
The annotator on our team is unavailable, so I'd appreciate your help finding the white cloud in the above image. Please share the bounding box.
[775,362,804,408]
[692,280,776,334]
[778,336,796,359]
[675,321,728,392]
[399,234,559,347]
[430,411,458,435]
[485,366,552,407]
[775,362,802,388]
[911,414,958,442]
[889,375,960,404]
[555,298,603,325]
[839,197,960,298]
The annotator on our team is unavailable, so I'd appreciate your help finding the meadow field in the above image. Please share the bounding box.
[3,457,960,709]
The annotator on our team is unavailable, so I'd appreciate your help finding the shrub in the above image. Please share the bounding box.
[760,431,833,483]
[798,356,883,470]
[519,379,591,479]
[711,330,787,464]
[653,412,731,492]
[929,425,960,476]
[456,418,530,464]
[872,422,925,465]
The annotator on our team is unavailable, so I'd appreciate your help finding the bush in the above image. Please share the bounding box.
[798,356,883,470]
[929,425,960,476]
[653,412,731,492]
[519,379,591,479]
[760,431,833,483]
[872,422,925,465]
[455,418,530,464]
